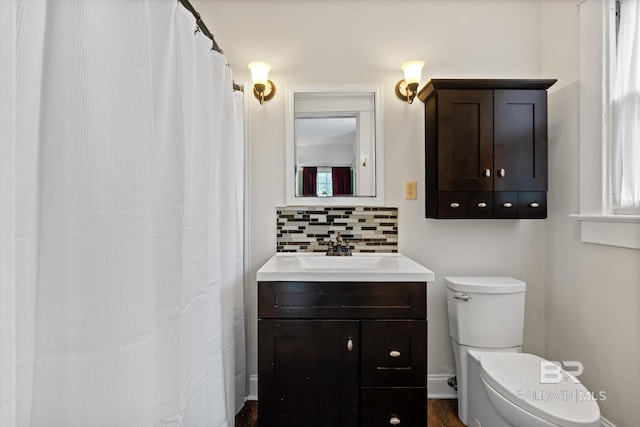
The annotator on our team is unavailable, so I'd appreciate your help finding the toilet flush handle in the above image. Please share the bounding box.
[453,293,471,302]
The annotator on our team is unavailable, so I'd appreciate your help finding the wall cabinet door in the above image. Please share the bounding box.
[258,319,359,427]
[437,89,493,192]
[494,90,548,192]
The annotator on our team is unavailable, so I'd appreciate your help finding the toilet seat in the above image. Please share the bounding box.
[479,353,601,427]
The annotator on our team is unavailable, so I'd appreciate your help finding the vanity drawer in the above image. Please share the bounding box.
[258,281,427,319]
[361,320,427,387]
[360,387,426,427]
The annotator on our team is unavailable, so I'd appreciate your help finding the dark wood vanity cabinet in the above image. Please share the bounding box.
[258,281,428,427]
[418,79,556,219]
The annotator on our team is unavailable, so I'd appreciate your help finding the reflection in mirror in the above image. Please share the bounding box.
[285,85,384,206]
[295,116,356,197]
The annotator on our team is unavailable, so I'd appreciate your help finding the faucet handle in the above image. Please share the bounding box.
[345,240,352,256]
[326,240,335,254]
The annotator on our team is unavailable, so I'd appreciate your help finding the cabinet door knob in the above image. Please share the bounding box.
[450,202,460,208]
[389,417,401,425]
[529,202,540,208]
[485,168,491,178]
[501,202,513,208]
[498,168,506,177]
[477,202,487,208]
[347,339,353,352]
[389,350,401,358]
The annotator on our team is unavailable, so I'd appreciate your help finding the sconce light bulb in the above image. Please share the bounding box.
[248,61,271,86]
[401,60,425,85]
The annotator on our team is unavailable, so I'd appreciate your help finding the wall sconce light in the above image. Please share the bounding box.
[395,60,425,104]
[248,61,276,105]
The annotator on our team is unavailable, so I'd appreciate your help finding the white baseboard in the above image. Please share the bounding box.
[600,416,616,427]
[428,374,457,399]
[247,374,258,401]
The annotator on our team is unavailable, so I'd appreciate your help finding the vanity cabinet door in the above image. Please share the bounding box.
[258,319,359,427]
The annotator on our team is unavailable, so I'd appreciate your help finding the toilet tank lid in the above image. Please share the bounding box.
[445,276,526,293]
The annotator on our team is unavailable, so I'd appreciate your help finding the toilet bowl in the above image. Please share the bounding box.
[446,276,601,427]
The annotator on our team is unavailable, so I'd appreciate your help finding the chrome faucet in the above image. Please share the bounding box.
[326,233,352,256]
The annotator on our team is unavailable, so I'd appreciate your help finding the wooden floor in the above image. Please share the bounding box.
[235,399,465,427]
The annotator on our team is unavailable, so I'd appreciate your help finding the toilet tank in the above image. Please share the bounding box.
[446,276,526,348]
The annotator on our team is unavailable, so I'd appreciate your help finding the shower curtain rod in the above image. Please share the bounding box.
[178,0,222,54]
[177,0,243,93]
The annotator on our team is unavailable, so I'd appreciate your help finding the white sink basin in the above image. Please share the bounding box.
[257,253,434,282]
[298,256,385,270]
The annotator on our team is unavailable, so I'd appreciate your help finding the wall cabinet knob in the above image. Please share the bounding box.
[485,168,491,177]
[477,202,487,208]
[498,168,506,177]
[389,417,401,425]
[450,202,460,208]
[347,339,353,351]
[389,350,401,358]
[529,202,540,208]
[501,202,513,208]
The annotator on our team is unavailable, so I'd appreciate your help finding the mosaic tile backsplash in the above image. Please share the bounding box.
[276,206,398,253]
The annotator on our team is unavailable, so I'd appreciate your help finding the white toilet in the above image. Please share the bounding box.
[446,276,601,427]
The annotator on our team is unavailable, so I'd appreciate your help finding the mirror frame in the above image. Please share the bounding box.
[285,84,384,206]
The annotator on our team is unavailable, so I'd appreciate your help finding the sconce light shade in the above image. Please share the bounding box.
[401,60,425,85]
[395,60,425,104]
[248,61,276,105]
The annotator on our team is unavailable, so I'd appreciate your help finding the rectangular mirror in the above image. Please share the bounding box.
[285,84,384,206]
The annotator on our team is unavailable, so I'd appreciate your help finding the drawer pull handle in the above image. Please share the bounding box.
[529,202,540,208]
[450,202,460,208]
[347,339,353,352]
[498,168,506,177]
[389,350,401,358]
[477,202,487,208]
[389,417,401,425]
[485,168,491,178]
[501,202,513,208]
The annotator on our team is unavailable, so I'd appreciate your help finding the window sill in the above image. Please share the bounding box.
[569,214,640,250]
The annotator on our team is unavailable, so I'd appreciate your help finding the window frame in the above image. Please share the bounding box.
[571,0,640,250]
[608,0,640,215]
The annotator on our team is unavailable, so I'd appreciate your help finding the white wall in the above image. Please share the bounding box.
[195,0,549,395]
[542,2,640,426]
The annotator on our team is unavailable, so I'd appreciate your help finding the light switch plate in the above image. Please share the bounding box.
[405,181,417,200]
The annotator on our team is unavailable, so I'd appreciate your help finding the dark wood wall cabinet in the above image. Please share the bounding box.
[258,281,428,427]
[418,79,556,219]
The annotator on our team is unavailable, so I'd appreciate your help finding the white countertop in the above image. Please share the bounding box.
[256,253,435,282]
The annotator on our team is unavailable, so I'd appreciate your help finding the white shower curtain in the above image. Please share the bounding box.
[1,0,246,425]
